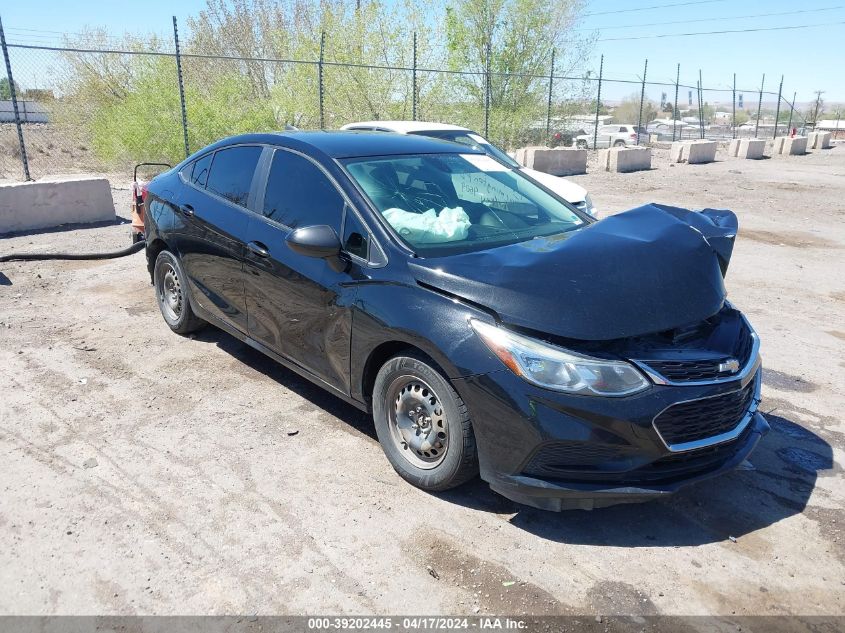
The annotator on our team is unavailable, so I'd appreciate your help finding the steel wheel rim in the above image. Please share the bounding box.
[157,262,183,322]
[386,375,448,469]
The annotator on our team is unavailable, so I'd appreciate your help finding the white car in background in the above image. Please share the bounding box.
[340,121,597,217]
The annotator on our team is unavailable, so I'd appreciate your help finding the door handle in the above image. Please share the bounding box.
[180,204,194,217]
[247,241,270,258]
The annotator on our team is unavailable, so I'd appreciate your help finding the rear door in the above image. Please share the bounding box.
[175,145,262,333]
[597,126,614,148]
[243,147,363,393]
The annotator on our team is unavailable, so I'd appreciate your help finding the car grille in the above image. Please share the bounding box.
[522,441,634,477]
[621,423,755,484]
[642,319,755,383]
[653,376,757,448]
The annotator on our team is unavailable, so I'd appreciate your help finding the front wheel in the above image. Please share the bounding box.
[372,353,478,491]
[576,140,588,149]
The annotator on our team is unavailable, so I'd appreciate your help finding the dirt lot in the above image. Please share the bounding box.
[1,144,843,620]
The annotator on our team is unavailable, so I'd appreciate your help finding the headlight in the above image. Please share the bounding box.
[584,193,597,217]
[470,319,649,396]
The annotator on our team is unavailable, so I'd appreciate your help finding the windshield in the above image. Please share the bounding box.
[408,130,521,169]
[342,152,586,256]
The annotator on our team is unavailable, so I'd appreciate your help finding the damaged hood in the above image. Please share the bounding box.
[409,203,738,341]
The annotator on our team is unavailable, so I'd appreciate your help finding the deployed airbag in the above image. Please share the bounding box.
[383,206,471,244]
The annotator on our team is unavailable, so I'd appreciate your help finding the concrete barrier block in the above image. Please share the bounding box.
[808,131,832,149]
[728,139,741,157]
[782,136,807,155]
[687,140,717,164]
[686,140,718,164]
[773,137,786,155]
[606,147,651,173]
[738,139,765,159]
[522,147,587,176]
[0,176,115,235]
[670,140,717,164]
[598,149,611,171]
[819,131,832,148]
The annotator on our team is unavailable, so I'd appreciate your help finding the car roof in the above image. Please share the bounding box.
[340,120,472,134]
[191,130,483,160]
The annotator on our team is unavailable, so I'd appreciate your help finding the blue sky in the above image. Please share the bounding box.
[2,0,842,105]
[579,0,844,106]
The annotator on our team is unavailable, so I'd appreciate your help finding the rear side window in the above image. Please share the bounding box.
[261,150,344,230]
[188,152,213,188]
[205,146,262,207]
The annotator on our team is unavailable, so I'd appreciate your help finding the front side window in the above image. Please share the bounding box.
[343,152,585,257]
[205,146,262,206]
[262,150,344,230]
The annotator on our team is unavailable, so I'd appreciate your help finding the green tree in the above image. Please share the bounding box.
[443,0,592,146]
[612,93,657,126]
[50,0,594,163]
[0,77,21,100]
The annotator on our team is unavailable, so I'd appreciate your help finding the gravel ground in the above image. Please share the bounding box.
[0,144,843,620]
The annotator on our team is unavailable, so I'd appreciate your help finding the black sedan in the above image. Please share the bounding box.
[143,131,767,511]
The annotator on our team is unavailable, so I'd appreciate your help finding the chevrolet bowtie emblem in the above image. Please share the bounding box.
[719,358,741,373]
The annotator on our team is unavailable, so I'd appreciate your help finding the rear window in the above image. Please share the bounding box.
[205,146,262,207]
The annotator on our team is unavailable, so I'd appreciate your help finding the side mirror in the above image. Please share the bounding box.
[286,225,345,272]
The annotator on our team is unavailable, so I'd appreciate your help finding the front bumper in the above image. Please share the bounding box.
[453,359,767,511]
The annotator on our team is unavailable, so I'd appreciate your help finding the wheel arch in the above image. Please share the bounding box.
[359,340,441,409]
[145,237,170,282]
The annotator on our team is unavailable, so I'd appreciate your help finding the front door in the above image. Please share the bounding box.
[243,148,360,393]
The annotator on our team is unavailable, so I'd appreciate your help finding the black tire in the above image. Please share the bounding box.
[613,139,626,147]
[576,140,588,149]
[372,352,478,491]
[153,250,206,335]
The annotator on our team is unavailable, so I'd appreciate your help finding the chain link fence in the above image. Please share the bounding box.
[0,18,835,181]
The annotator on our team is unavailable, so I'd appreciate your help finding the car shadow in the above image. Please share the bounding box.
[188,325,834,547]
[193,327,375,440]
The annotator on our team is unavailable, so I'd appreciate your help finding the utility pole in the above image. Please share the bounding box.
[811,90,825,128]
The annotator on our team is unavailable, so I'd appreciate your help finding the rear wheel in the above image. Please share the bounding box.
[576,139,588,149]
[154,250,205,335]
[372,353,478,491]
[613,139,626,147]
